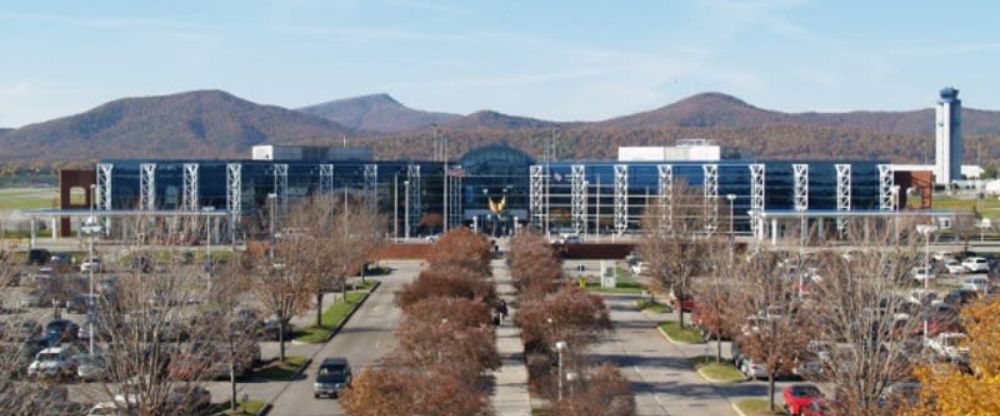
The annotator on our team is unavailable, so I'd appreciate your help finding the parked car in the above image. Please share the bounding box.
[962,257,989,273]
[880,380,921,409]
[932,251,955,263]
[962,276,992,294]
[27,346,78,379]
[925,332,969,363]
[261,318,293,341]
[672,292,695,313]
[26,249,52,266]
[80,257,103,273]
[911,266,934,281]
[629,262,647,276]
[314,357,352,399]
[942,259,965,275]
[906,289,938,305]
[167,385,211,413]
[942,288,979,307]
[45,319,80,343]
[783,384,824,415]
[738,357,768,380]
[802,399,833,416]
[76,353,107,380]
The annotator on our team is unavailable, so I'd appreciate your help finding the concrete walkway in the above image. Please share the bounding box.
[490,259,533,416]
[591,292,736,416]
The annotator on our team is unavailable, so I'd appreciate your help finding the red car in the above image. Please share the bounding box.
[783,384,823,415]
[673,293,695,313]
[802,399,833,416]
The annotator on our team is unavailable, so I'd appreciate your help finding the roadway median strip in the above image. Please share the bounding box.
[656,321,705,344]
[252,355,311,382]
[218,397,270,416]
[293,279,381,344]
[635,298,670,314]
[689,355,743,383]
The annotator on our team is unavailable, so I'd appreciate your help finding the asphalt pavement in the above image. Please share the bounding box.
[262,260,416,416]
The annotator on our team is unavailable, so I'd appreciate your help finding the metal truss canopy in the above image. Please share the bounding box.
[703,164,719,233]
[835,164,852,233]
[793,164,809,212]
[571,165,586,234]
[878,164,895,211]
[363,164,378,210]
[749,164,766,237]
[182,163,199,212]
[319,164,334,195]
[614,164,628,235]
[529,165,546,229]
[407,165,422,234]
[657,164,673,231]
[226,163,242,238]
[139,163,156,211]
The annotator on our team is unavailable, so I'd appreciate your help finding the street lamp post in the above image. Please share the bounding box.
[404,180,410,240]
[917,224,938,341]
[726,194,737,264]
[267,193,277,259]
[555,340,567,401]
[84,184,100,356]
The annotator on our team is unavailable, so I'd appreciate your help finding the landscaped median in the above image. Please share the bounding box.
[219,397,270,416]
[293,279,380,344]
[656,321,705,344]
[584,279,644,294]
[732,398,787,416]
[635,298,670,314]
[689,355,743,383]
[252,355,310,381]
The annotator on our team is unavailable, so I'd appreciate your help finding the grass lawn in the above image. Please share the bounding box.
[734,398,787,416]
[531,408,554,416]
[220,398,268,415]
[252,356,308,381]
[635,298,670,314]
[690,355,743,383]
[657,321,704,344]
[0,188,57,210]
[293,280,378,344]
[915,195,1000,220]
[586,279,644,294]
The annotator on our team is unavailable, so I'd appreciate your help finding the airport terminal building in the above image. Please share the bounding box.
[54,139,930,244]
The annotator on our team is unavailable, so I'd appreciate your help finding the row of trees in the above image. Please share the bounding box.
[638,195,1000,415]
[341,227,499,416]
[508,230,634,415]
[0,193,384,415]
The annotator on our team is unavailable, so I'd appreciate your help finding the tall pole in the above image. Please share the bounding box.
[924,231,931,340]
[404,180,411,240]
[595,177,601,238]
[88,184,95,356]
[443,164,449,233]
[268,194,276,259]
[393,174,399,240]
[206,216,213,292]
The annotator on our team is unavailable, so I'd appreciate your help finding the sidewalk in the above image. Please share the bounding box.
[490,259,532,416]
[591,292,736,416]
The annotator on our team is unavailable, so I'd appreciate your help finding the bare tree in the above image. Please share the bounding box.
[727,250,815,412]
[246,239,312,362]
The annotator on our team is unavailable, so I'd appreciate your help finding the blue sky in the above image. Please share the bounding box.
[0,0,997,127]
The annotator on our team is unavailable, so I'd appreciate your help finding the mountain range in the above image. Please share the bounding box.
[1,89,998,165]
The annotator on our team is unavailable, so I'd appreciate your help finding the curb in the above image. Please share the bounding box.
[731,401,749,416]
[656,323,705,345]
[253,402,273,416]
[260,280,380,413]
[325,280,381,343]
[290,280,382,345]
[694,366,742,384]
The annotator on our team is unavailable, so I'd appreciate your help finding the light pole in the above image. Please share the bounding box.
[393,174,399,240]
[917,224,938,341]
[84,184,99,356]
[404,180,410,240]
[267,193,277,259]
[726,194,736,265]
[555,340,567,401]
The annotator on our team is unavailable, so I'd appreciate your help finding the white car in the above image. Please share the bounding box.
[962,276,991,293]
[942,260,965,275]
[962,257,989,273]
[925,332,969,363]
[911,266,934,281]
[739,358,768,380]
[630,262,647,276]
[27,347,77,379]
[932,252,955,263]
[906,289,938,305]
[80,257,103,273]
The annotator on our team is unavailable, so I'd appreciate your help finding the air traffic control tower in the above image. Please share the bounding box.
[935,87,962,185]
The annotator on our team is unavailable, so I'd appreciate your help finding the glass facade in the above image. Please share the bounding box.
[100,145,889,237]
